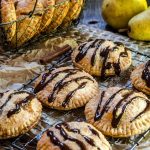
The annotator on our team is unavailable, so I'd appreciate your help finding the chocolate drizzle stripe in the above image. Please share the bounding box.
[48,76,94,103]
[48,70,78,102]
[95,89,125,121]
[111,91,134,128]
[34,68,80,93]
[62,82,87,107]
[88,126,100,138]
[94,91,105,121]
[112,95,149,128]
[91,39,105,66]
[55,123,100,150]
[75,39,100,63]
[142,60,150,88]
[47,130,71,150]
[7,93,35,118]
[55,123,86,150]
[0,91,29,113]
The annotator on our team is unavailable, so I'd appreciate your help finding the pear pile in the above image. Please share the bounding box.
[101,0,150,41]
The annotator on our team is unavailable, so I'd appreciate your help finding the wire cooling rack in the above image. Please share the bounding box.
[0,43,148,150]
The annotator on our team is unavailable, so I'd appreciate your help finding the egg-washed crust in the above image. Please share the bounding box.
[47,0,70,31]
[72,39,132,77]
[37,121,112,150]
[131,62,150,96]
[34,66,99,110]
[85,87,150,137]
[1,0,16,42]
[10,0,44,47]
[0,90,42,139]
[61,0,84,28]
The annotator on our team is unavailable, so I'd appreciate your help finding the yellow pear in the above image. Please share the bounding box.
[101,0,148,29]
[128,7,150,41]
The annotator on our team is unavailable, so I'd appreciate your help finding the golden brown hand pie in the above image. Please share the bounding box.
[72,39,132,78]
[47,0,70,31]
[0,90,42,139]
[37,121,112,150]
[37,0,55,34]
[131,60,150,95]
[85,87,150,137]
[61,0,84,28]
[1,0,16,42]
[11,0,44,47]
[34,67,99,110]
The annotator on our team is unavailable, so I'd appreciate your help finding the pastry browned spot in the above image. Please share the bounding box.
[34,67,99,110]
[72,39,132,78]
[37,121,112,150]
[131,60,150,95]
[0,90,42,139]
[85,87,150,137]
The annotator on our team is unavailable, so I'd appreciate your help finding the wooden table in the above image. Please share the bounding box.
[80,0,150,31]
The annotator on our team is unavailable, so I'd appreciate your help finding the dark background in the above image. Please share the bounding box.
[80,0,150,31]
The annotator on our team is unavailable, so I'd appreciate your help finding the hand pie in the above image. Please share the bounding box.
[34,67,99,110]
[0,90,42,139]
[37,121,112,150]
[1,0,16,42]
[48,0,70,31]
[131,60,150,95]
[72,39,132,78]
[37,0,55,34]
[61,0,84,28]
[11,0,44,47]
[85,87,150,137]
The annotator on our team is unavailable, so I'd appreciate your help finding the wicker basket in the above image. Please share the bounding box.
[0,0,84,51]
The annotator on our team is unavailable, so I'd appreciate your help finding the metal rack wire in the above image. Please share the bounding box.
[0,45,147,150]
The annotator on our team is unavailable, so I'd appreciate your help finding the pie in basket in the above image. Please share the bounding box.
[34,67,99,110]
[131,60,150,95]
[0,90,42,139]
[72,39,132,78]
[85,87,150,137]
[37,121,112,150]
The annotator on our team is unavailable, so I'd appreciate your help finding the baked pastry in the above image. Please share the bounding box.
[37,0,55,34]
[11,0,44,47]
[72,39,132,78]
[47,0,70,31]
[85,87,150,137]
[131,60,150,95]
[37,121,112,150]
[1,0,16,42]
[61,0,84,28]
[0,90,42,139]
[34,67,99,110]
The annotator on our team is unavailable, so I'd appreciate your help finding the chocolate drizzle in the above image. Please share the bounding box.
[142,60,150,88]
[75,39,100,63]
[0,91,28,113]
[48,70,78,102]
[62,82,87,107]
[88,126,100,138]
[91,39,105,66]
[112,96,150,128]
[75,39,128,78]
[95,88,150,128]
[94,89,124,121]
[111,91,134,128]
[53,122,100,150]
[34,68,80,93]
[100,46,128,78]
[7,93,35,118]
[55,123,86,150]
[47,130,71,150]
